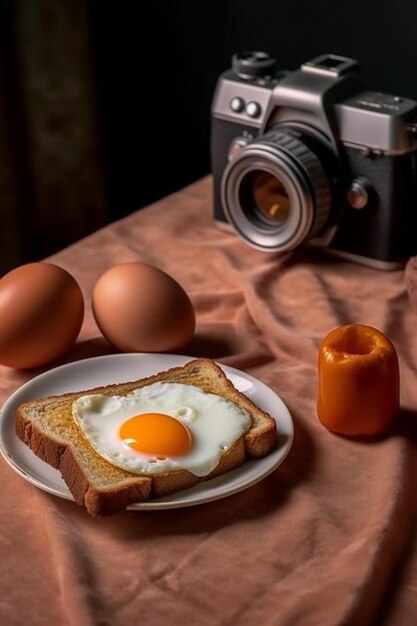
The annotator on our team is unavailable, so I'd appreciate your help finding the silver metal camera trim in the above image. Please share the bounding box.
[221,144,315,252]
[324,247,405,270]
[301,54,359,77]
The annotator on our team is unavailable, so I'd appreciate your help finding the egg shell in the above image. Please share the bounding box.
[92,262,195,352]
[0,262,84,369]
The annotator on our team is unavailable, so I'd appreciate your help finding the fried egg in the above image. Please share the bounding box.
[72,382,251,477]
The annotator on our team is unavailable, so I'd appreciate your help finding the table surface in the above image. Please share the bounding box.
[1,176,417,626]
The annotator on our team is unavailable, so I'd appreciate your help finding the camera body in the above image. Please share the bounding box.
[211,52,417,269]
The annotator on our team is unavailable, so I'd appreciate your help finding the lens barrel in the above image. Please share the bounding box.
[221,127,335,252]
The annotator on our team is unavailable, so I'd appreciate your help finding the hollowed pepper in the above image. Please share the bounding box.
[317,324,400,436]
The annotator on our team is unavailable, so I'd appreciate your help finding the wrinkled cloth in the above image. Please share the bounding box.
[1,176,417,626]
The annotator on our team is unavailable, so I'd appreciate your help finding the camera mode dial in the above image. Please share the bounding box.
[232,51,277,80]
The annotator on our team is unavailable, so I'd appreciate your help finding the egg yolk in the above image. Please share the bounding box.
[119,413,193,457]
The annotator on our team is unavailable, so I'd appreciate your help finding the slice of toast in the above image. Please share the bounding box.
[15,358,278,516]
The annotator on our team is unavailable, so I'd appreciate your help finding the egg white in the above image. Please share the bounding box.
[72,382,251,477]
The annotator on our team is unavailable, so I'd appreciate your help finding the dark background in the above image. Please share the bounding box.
[2,0,417,271]
[89,0,417,219]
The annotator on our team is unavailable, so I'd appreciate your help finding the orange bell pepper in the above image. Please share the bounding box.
[317,324,400,436]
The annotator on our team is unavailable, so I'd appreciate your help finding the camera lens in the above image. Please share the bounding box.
[241,171,290,225]
[221,127,335,252]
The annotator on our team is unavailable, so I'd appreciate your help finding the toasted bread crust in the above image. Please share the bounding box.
[15,358,278,516]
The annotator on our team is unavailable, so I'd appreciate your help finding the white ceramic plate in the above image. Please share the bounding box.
[0,354,293,510]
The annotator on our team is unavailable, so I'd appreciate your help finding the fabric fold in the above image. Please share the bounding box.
[1,176,417,625]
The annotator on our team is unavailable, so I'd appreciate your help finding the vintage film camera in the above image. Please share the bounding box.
[211,51,417,269]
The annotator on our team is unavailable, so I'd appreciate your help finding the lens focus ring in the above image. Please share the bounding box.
[259,128,332,237]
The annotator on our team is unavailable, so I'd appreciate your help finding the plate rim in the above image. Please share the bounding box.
[0,353,294,511]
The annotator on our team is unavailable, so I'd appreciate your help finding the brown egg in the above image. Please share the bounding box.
[92,262,195,352]
[0,262,84,369]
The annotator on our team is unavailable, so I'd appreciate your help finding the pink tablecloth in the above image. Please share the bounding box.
[1,176,417,626]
